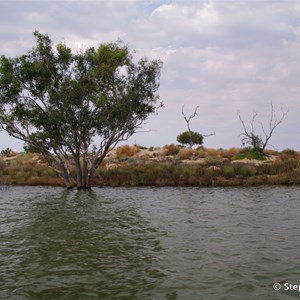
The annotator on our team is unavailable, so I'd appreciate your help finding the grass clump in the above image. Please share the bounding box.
[163,144,180,156]
[280,149,299,161]
[222,163,256,178]
[233,148,266,160]
[222,164,235,178]
[220,148,240,159]
[239,165,256,177]
[0,153,63,186]
[204,156,223,165]
[177,148,195,160]
[205,148,219,157]
[115,145,140,158]
[97,162,215,186]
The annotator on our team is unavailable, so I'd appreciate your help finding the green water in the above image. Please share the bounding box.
[1,186,300,299]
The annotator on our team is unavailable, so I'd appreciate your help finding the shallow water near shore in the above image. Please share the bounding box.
[1,185,300,299]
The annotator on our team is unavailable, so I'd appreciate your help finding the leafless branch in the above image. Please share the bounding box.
[203,132,216,137]
[181,105,199,133]
[237,102,288,153]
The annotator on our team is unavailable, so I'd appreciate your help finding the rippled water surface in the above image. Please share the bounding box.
[1,186,300,299]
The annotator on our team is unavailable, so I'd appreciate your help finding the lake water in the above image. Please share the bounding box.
[1,186,300,299]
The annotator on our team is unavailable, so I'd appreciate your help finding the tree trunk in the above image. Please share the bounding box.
[86,166,94,189]
[80,159,91,189]
[75,155,83,188]
[82,147,88,188]
[73,157,92,189]
[86,155,104,188]
[59,161,73,188]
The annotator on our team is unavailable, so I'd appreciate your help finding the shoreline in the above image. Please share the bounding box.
[1,146,300,187]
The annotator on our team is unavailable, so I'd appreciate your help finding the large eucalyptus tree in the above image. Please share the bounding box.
[0,31,162,188]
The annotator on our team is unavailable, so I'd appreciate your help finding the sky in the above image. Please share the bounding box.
[0,0,300,151]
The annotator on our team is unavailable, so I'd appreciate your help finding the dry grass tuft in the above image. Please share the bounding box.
[115,145,140,158]
[205,148,220,157]
[177,148,195,160]
[222,148,241,159]
[163,144,180,156]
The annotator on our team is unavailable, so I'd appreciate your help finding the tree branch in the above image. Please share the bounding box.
[238,102,288,153]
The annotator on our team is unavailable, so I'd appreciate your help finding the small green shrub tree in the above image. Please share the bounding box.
[178,106,214,148]
[177,131,203,148]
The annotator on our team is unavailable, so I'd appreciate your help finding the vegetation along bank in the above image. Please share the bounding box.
[1,145,300,187]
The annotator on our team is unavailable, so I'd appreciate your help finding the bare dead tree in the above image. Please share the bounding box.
[181,105,199,135]
[238,102,288,154]
[178,106,215,148]
[181,106,215,136]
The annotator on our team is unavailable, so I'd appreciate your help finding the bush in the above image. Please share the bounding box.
[264,149,278,156]
[245,148,266,160]
[222,165,235,178]
[163,144,180,156]
[281,148,297,155]
[239,165,256,177]
[280,149,299,160]
[222,163,257,178]
[177,148,194,160]
[115,145,140,158]
[221,148,240,159]
[194,147,205,158]
[98,162,217,186]
[281,159,300,172]
[205,148,219,157]
[204,156,223,165]
[233,148,266,160]
[1,148,13,156]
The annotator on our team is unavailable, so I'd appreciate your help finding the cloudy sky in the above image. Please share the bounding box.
[1,0,300,151]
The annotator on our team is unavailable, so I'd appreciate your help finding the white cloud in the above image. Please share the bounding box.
[151,1,220,33]
[0,0,300,150]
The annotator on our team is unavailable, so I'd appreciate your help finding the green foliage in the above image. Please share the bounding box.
[23,143,41,154]
[0,31,163,188]
[177,131,203,148]
[233,148,266,160]
[246,134,264,152]
[0,148,12,156]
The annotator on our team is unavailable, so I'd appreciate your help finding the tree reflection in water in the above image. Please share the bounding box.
[3,187,167,300]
